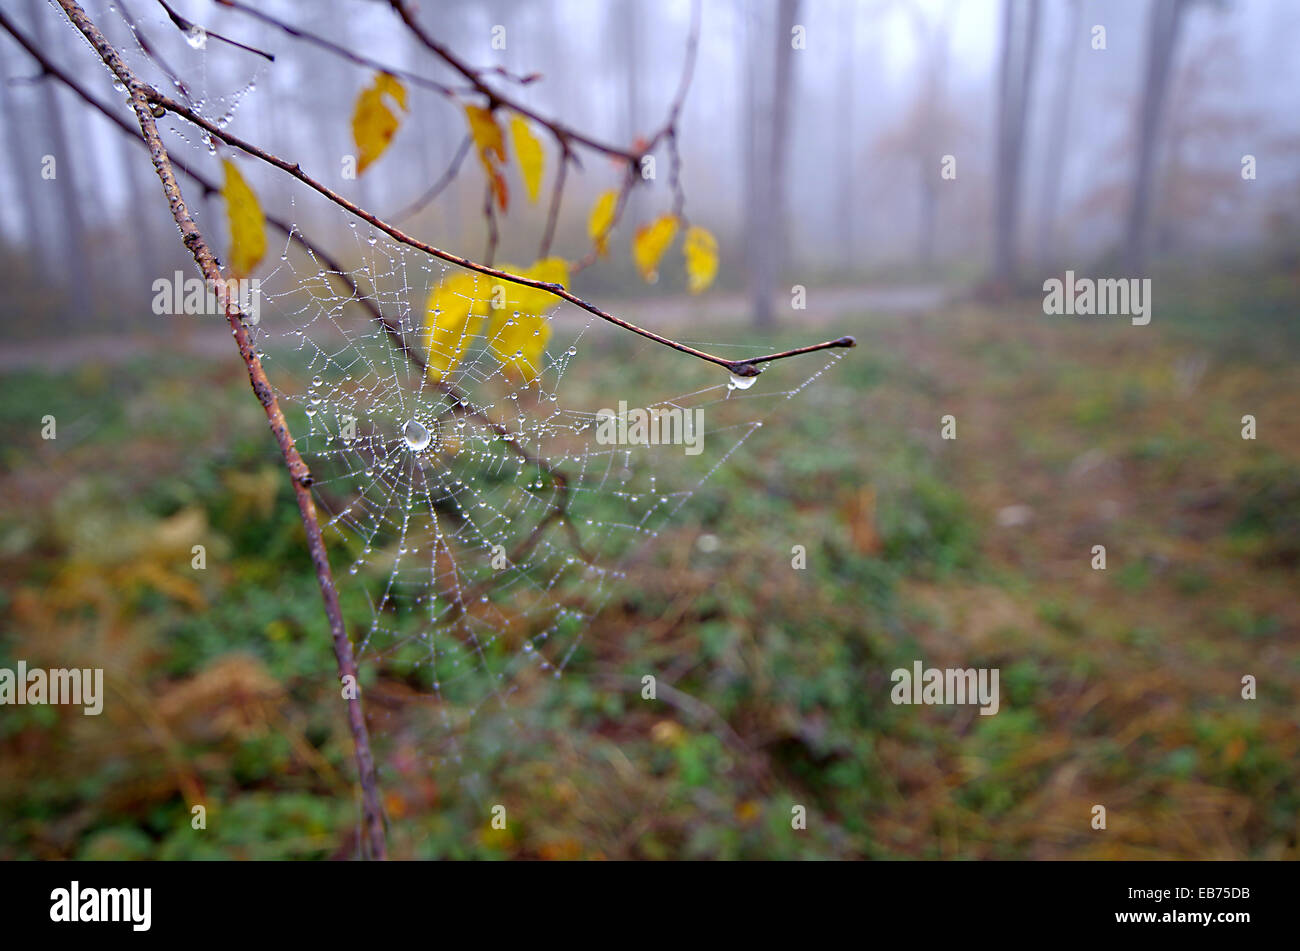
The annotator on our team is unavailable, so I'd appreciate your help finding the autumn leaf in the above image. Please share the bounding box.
[423,259,566,383]
[464,104,506,163]
[587,190,617,257]
[422,271,490,381]
[351,72,408,175]
[488,256,568,317]
[632,214,679,282]
[683,226,719,294]
[509,115,545,204]
[486,257,568,383]
[465,104,509,211]
[221,159,266,278]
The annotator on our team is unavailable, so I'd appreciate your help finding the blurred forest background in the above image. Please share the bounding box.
[1,0,1298,859]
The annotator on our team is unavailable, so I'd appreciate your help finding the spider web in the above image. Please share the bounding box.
[101,0,846,748]
[245,224,845,745]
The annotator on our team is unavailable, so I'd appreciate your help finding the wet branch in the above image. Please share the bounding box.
[144,89,855,375]
[391,133,472,223]
[0,10,593,671]
[44,0,388,861]
[153,0,274,61]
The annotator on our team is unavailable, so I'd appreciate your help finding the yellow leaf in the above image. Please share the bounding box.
[488,256,569,316]
[464,104,506,163]
[632,214,679,282]
[351,72,408,175]
[509,115,545,204]
[683,226,719,294]
[422,272,490,381]
[465,104,509,211]
[587,190,617,257]
[422,259,567,383]
[221,159,266,279]
[485,258,568,383]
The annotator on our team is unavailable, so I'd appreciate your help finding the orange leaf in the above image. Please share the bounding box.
[464,103,509,210]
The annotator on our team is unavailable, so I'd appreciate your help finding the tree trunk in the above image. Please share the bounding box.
[740,0,763,315]
[750,0,800,328]
[0,45,48,276]
[992,0,1041,286]
[611,0,643,224]
[1034,0,1082,268]
[27,0,96,322]
[1124,0,1188,273]
[835,0,856,271]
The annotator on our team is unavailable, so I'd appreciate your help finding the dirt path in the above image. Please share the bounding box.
[1,283,951,372]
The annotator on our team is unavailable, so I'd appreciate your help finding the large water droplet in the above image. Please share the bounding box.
[728,371,759,390]
[403,419,431,451]
[186,26,206,49]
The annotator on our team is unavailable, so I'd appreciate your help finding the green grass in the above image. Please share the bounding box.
[2,274,1299,859]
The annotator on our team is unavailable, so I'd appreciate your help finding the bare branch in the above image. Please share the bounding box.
[45,0,386,861]
[143,89,856,375]
[0,12,589,638]
[117,0,192,102]
[153,0,274,61]
[538,146,570,260]
[482,180,499,266]
[386,0,644,163]
[211,0,456,96]
[391,133,472,223]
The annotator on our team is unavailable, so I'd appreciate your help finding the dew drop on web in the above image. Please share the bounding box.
[403,419,431,451]
[728,372,758,390]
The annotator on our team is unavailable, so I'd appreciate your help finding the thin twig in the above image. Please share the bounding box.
[391,133,472,223]
[570,163,637,276]
[143,88,856,375]
[48,0,387,861]
[538,145,570,260]
[117,0,192,103]
[386,0,643,163]
[0,8,589,625]
[153,0,274,61]
[482,179,499,266]
[210,0,455,96]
